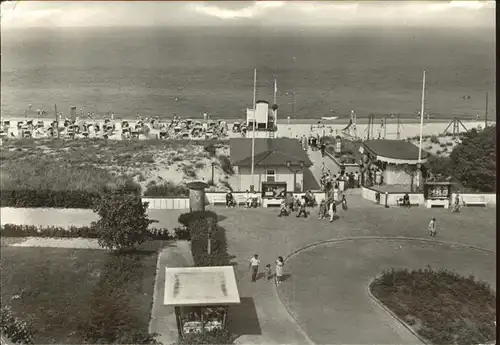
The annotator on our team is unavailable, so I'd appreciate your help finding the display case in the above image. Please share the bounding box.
[177,306,226,336]
[424,182,452,208]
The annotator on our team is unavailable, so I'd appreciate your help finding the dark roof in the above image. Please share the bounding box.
[363,139,430,161]
[230,138,312,167]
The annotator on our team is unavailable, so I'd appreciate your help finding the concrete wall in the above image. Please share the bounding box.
[362,186,425,206]
[235,165,304,192]
[142,198,191,210]
[451,193,496,205]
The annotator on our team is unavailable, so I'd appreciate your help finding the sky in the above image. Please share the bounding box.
[0,1,495,29]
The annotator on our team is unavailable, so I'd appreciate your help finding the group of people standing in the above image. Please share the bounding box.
[249,254,285,285]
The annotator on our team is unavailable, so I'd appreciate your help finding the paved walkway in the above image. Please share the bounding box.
[149,241,194,345]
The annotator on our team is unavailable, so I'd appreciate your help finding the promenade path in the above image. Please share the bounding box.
[218,204,495,344]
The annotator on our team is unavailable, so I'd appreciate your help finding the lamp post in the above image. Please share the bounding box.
[286,160,305,193]
[207,219,212,255]
[211,162,216,185]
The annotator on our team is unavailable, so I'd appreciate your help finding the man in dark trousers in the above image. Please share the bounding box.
[249,254,260,282]
[297,196,308,218]
[320,142,326,157]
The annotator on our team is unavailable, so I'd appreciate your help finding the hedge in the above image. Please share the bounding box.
[178,211,229,267]
[178,211,218,227]
[144,182,190,197]
[1,224,173,241]
[0,185,141,209]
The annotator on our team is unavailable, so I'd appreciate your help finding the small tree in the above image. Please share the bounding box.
[91,191,157,251]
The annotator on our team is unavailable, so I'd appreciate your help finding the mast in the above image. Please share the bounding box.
[485,92,488,128]
[417,70,426,189]
[251,68,257,190]
[55,104,59,139]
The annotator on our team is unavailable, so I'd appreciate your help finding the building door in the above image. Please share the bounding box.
[266,169,276,182]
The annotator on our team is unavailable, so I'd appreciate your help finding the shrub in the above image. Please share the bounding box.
[144,182,189,197]
[430,135,439,144]
[182,165,197,179]
[0,306,34,344]
[218,155,234,175]
[439,143,446,147]
[436,150,442,155]
[0,181,141,209]
[91,192,158,251]
[370,267,496,345]
[0,224,172,240]
[203,143,217,157]
[220,179,233,191]
[174,226,190,240]
[177,328,235,344]
[178,211,218,227]
[178,211,229,267]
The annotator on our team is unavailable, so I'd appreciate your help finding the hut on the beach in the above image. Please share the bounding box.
[230,138,312,192]
[359,139,429,188]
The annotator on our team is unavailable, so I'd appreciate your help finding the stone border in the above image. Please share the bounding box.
[274,236,495,345]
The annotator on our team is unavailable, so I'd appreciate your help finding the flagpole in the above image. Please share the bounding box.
[274,79,278,127]
[251,68,257,190]
[274,79,277,105]
[417,70,426,187]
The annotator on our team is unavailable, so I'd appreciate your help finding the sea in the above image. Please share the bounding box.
[1,26,496,121]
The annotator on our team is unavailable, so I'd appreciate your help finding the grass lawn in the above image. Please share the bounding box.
[0,246,158,344]
[370,268,496,345]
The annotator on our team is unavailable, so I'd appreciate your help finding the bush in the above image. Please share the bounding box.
[0,181,141,209]
[144,182,189,197]
[177,329,235,344]
[0,224,172,240]
[92,192,158,251]
[178,210,218,227]
[178,211,229,267]
[371,267,496,345]
[203,143,217,157]
[430,135,440,144]
[218,155,234,175]
[0,306,34,344]
[174,226,190,240]
[182,165,197,179]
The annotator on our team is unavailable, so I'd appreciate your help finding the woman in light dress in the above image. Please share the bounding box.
[275,256,284,285]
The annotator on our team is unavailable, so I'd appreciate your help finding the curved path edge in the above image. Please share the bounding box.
[274,236,495,345]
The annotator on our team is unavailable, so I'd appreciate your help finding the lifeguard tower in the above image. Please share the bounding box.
[246,100,277,133]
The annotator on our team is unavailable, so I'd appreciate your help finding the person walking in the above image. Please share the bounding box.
[296,196,308,218]
[328,199,337,222]
[428,217,437,238]
[275,256,284,285]
[249,254,260,282]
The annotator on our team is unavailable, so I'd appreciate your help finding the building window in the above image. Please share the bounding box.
[266,169,276,182]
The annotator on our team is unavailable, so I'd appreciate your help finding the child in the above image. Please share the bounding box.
[428,217,437,238]
[341,195,348,211]
[265,264,272,281]
[278,200,289,217]
[318,199,327,220]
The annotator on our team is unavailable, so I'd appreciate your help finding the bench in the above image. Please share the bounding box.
[211,195,227,206]
[462,195,487,207]
[234,194,261,207]
[263,198,283,208]
[397,195,421,206]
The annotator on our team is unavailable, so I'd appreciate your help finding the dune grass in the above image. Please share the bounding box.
[1,138,228,195]
[0,247,159,344]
